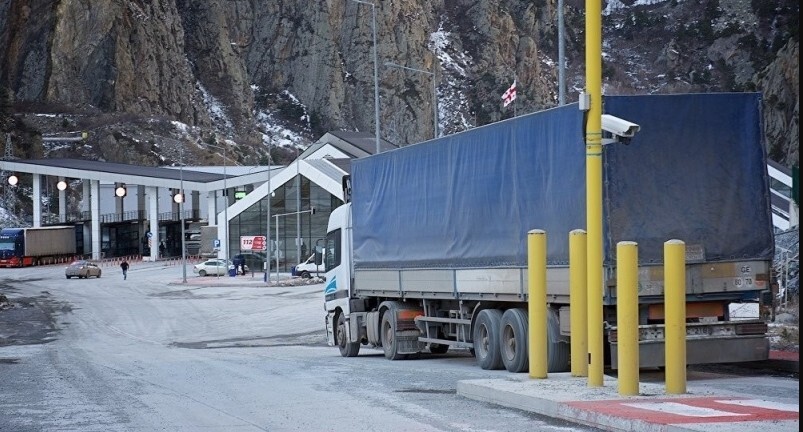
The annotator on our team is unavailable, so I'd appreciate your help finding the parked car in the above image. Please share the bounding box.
[193,259,248,277]
[65,260,102,279]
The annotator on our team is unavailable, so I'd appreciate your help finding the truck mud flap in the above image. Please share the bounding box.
[381,302,426,355]
[396,330,425,354]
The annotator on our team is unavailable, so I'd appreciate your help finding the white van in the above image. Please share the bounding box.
[291,253,324,279]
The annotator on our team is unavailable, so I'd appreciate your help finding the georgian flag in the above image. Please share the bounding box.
[502,81,516,107]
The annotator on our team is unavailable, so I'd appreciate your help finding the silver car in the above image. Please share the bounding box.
[65,260,102,279]
[192,259,245,277]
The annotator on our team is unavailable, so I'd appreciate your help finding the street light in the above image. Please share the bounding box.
[351,0,380,154]
[385,61,438,139]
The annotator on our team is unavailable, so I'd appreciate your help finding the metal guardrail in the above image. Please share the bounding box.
[158,209,200,221]
[43,209,200,226]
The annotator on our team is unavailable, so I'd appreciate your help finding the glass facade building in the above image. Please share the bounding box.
[228,174,342,272]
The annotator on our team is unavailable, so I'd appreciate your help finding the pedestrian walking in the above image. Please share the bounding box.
[120,260,129,280]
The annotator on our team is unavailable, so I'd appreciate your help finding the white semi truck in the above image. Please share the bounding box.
[323,93,775,372]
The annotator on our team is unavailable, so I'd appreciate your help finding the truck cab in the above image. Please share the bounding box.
[323,203,358,353]
[0,228,24,267]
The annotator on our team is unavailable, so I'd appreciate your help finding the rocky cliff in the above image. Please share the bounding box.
[0,0,798,170]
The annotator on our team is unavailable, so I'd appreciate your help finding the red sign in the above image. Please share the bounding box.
[252,236,266,251]
[241,235,267,251]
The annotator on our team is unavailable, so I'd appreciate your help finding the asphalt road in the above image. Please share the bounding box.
[0,261,605,432]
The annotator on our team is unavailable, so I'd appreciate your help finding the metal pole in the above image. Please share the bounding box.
[352,0,380,154]
[569,229,588,377]
[616,241,639,396]
[371,3,379,154]
[265,143,272,285]
[665,239,687,395]
[558,0,565,105]
[296,158,301,266]
[432,73,438,138]
[180,145,187,283]
[585,0,604,388]
[275,214,279,282]
[528,229,547,379]
[223,143,229,270]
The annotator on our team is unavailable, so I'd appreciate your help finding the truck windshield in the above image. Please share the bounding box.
[0,240,15,251]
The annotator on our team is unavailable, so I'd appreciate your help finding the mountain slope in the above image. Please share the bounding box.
[0,0,798,170]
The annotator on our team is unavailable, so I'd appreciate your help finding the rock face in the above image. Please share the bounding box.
[0,0,798,170]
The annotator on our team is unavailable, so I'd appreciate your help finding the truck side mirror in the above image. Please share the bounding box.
[314,250,322,266]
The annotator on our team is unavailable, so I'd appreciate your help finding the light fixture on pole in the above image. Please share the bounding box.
[115,184,127,197]
[385,61,438,139]
[7,175,18,186]
[351,0,380,154]
[57,180,67,191]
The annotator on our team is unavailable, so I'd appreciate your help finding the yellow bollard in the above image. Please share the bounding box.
[569,229,588,377]
[528,229,548,379]
[616,241,639,396]
[665,239,687,394]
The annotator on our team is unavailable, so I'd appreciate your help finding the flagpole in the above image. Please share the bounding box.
[513,74,517,117]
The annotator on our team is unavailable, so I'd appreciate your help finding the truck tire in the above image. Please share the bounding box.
[473,309,503,370]
[336,313,360,357]
[300,271,311,279]
[381,311,405,360]
[500,308,528,373]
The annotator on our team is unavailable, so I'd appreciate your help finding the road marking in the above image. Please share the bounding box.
[716,399,799,413]
[567,397,800,424]
[622,401,748,417]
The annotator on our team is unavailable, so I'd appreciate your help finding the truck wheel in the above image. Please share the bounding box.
[336,313,360,357]
[500,308,528,373]
[473,309,503,370]
[300,271,311,279]
[381,311,405,360]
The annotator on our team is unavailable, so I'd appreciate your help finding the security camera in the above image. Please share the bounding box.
[601,114,640,138]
